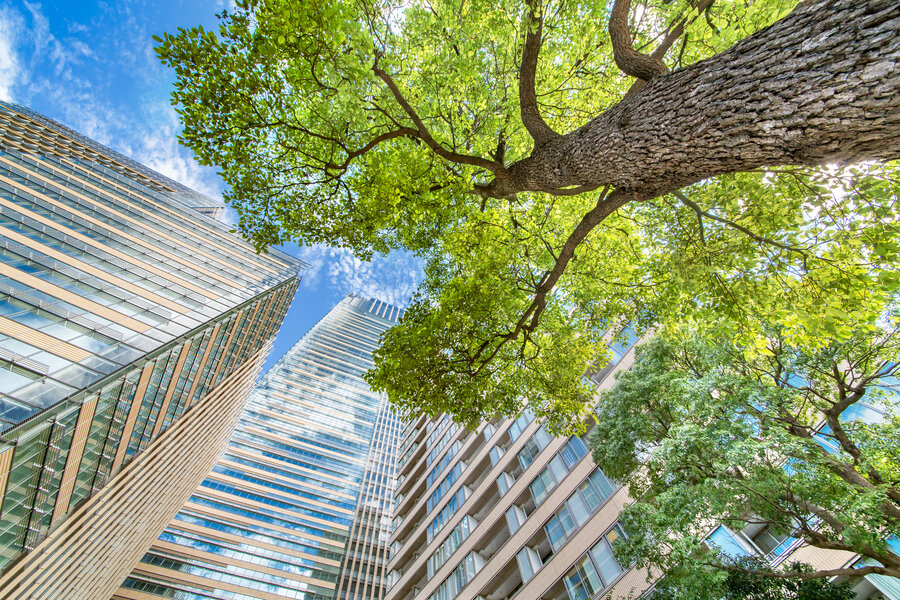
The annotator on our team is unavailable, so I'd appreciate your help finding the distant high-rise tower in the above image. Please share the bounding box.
[0,101,303,599]
[117,295,402,600]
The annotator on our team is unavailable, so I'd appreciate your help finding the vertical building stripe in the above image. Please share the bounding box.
[112,362,155,471]
[50,395,100,523]
[0,447,15,518]
[149,342,192,439]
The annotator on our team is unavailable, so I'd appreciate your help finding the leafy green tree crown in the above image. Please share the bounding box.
[590,321,900,585]
[156,0,900,429]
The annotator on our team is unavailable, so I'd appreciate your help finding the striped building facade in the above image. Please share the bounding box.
[0,102,302,599]
[117,296,401,600]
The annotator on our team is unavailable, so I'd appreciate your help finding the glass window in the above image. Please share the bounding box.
[564,556,602,600]
[547,454,568,482]
[545,515,566,551]
[428,463,463,512]
[508,410,534,442]
[561,436,588,469]
[518,438,542,471]
[567,490,591,525]
[581,468,615,510]
[0,365,37,395]
[590,527,625,586]
[530,468,555,506]
[707,525,749,558]
[608,326,638,362]
[506,505,527,534]
[497,471,515,496]
[840,402,883,424]
[546,505,576,551]
[533,425,551,449]
[517,546,542,582]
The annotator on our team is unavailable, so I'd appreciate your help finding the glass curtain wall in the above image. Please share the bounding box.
[118,296,403,600]
[0,100,302,571]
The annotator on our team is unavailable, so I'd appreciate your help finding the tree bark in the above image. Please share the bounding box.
[484,0,900,198]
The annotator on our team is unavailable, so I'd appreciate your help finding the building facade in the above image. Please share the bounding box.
[0,101,302,599]
[383,332,900,600]
[116,295,402,600]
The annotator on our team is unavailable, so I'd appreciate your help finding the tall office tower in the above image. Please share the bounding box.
[0,101,302,599]
[385,331,900,600]
[117,295,402,600]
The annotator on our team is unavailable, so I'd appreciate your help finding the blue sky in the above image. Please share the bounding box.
[0,0,423,372]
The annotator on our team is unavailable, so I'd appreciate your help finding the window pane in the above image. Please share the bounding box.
[546,516,565,551]
[530,470,554,506]
[580,469,615,511]
[707,526,749,558]
[548,454,568,482]
[533,426,551,449]
[558,506,576,537]
[568,491,591,525]
[589,538,623,587]
[518,439,540,471]
[564,557,602,600]
[588,469,614,500]
[561,437,588,469]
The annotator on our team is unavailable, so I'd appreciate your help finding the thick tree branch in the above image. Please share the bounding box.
[485,0,900,199]
[624,0,716,97]
[544,184,602,196]
[372,63,506,175]
[649,0,716,62]
[323,127,418,170]
[802,528,900,571]
[609,0,670,81]
[519,0,560,147]
[706,562,899,581]
[463,188,629,374]
[785,493,846,534]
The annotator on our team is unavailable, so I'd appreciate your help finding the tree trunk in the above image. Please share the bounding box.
[486,0,900,198]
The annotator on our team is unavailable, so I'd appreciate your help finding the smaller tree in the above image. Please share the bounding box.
[649,558,855,600]
[589,317,900,590]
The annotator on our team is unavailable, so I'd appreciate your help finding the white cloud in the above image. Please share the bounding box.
[22,2,50,52]
[294,245,423,307]
[67,22,89,34]
[0,6,25,101]
[4,1,226,209]
[22,2,95,82]
[124,104,223,200]
[214,0,240,11]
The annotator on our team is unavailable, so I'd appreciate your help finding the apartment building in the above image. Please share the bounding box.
[0,101,302,599]
[384,331,900,600]
[117,296,402,600]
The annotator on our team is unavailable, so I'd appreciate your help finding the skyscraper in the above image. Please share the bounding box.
[117,295,401,600]
[0,101,302,599]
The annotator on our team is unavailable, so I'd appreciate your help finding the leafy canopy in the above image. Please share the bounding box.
[649,558,856,600]
[156,0,900,431]
[589,318,900,585]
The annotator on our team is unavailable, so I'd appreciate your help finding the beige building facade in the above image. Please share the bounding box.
[384,331,899,600]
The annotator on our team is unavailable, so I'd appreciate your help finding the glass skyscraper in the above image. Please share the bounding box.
[0,101,302,599]
[117,295,401,600]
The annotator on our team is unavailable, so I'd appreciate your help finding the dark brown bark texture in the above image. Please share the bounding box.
[486,0,900,199]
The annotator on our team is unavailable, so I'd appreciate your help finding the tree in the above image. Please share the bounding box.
[649,558,856,600]
[587,319,900,586]
[156,0,900,428]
